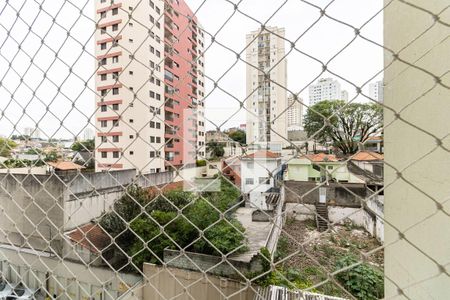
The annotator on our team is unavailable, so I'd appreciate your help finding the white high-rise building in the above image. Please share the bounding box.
[287,95,303,131]
[246,27,287,149]
[308,78,348,106]
[369,80,384,103]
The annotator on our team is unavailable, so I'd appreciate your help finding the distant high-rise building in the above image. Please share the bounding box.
[287,95,303,131]
[369,80,384,103]
[24,127,41,139]
[308,78,348,106]
[82,128,94,141]
[94,0,205,173]
[246,27,287,148]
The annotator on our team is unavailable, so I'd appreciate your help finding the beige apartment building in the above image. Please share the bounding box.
[245,27,288,150]
[94,0,205,173]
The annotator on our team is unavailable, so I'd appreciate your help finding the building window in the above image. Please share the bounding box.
[101,136,107,142]
[112,8,118,15]
[112,88,119,95]
[112,136,119,142]
[129,119,134,123]
[129,135,134,139]
[101,152,107,158]
[100,74,107,81]
[245,178,254,185]
[100,11,106,18]
[129,22,133,27]
[100,43,107,50]
[112,56,119,63]
[150,91,155,98]
[259,177,270,184]
[129,71,133,75]
[156,137,161,143]
[112,24,118,31]
[156,122,160,129]
[100,27,106,34]
[113,120,119,127]
[100,58,107,66]
[113,151,120,158]
[150,151,155,158]
[101,105,107,112]
[155,50,160,58]
[112,104,119,110]
[129,151,134,155]
[112,72,119,79]
[101,120,107,127]
[150,121,155,128]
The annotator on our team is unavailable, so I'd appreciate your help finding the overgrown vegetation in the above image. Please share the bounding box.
[335,256,384,300]
[267,219,384,299]
[71,139,95,152]
[0,138,17,157]
[100,177,247,272]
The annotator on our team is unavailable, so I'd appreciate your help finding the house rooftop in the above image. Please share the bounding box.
[66,222,110,254]
[48,161,85,171]
[351,151,383,161]
[242,150,280,159]
[304,153,339,162]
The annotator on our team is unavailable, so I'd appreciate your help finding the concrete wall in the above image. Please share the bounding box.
[164,249,263,280]
[284,181,366,207]
[143,264,255,300]
[0,247,140,300]
[384,0,450,297]
[0,174,65,254]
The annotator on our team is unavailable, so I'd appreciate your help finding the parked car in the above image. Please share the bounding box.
[5,284,40,300]
[0,281,13,299]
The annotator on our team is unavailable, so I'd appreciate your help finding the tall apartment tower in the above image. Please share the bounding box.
[245,27,287,149]
[94,0,205,173]
[369,80,384,103]
[287,95,303,131]
[308,78,348,106]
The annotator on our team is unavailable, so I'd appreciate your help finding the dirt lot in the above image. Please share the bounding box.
[275,218,384,297]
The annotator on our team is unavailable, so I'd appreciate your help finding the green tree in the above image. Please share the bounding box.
[304,100,382,154]
[0,138,17,157]
[206,141,225,159]
[227,129,246,145]
[71,139,95,152]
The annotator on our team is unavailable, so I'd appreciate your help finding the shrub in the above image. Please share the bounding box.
[335,255,384,300]
[196,159,207,167]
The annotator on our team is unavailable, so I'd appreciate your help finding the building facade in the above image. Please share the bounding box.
[245,27,287,149]
[287,95,303,131]
[241,151,281,210]
[94,0,205,173]
[308,77,348,106]
[369,80,383,103]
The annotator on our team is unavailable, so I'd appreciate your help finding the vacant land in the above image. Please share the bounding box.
[275,218,384,297]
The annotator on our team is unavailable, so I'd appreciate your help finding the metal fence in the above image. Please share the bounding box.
[0,0,449,299]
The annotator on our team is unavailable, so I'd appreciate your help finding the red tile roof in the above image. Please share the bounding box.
[67,223,110,254]
[304,153,339,162]
[351,151,384,161]
[242,150,280,159]
[48,161,85,171]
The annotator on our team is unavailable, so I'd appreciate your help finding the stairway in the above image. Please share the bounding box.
[315,203,329,232]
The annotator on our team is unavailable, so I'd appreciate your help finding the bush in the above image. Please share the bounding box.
[196,159,206,167]
[335,255,384,300]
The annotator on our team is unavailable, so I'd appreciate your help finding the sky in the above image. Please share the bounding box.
[0,0,383,139]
